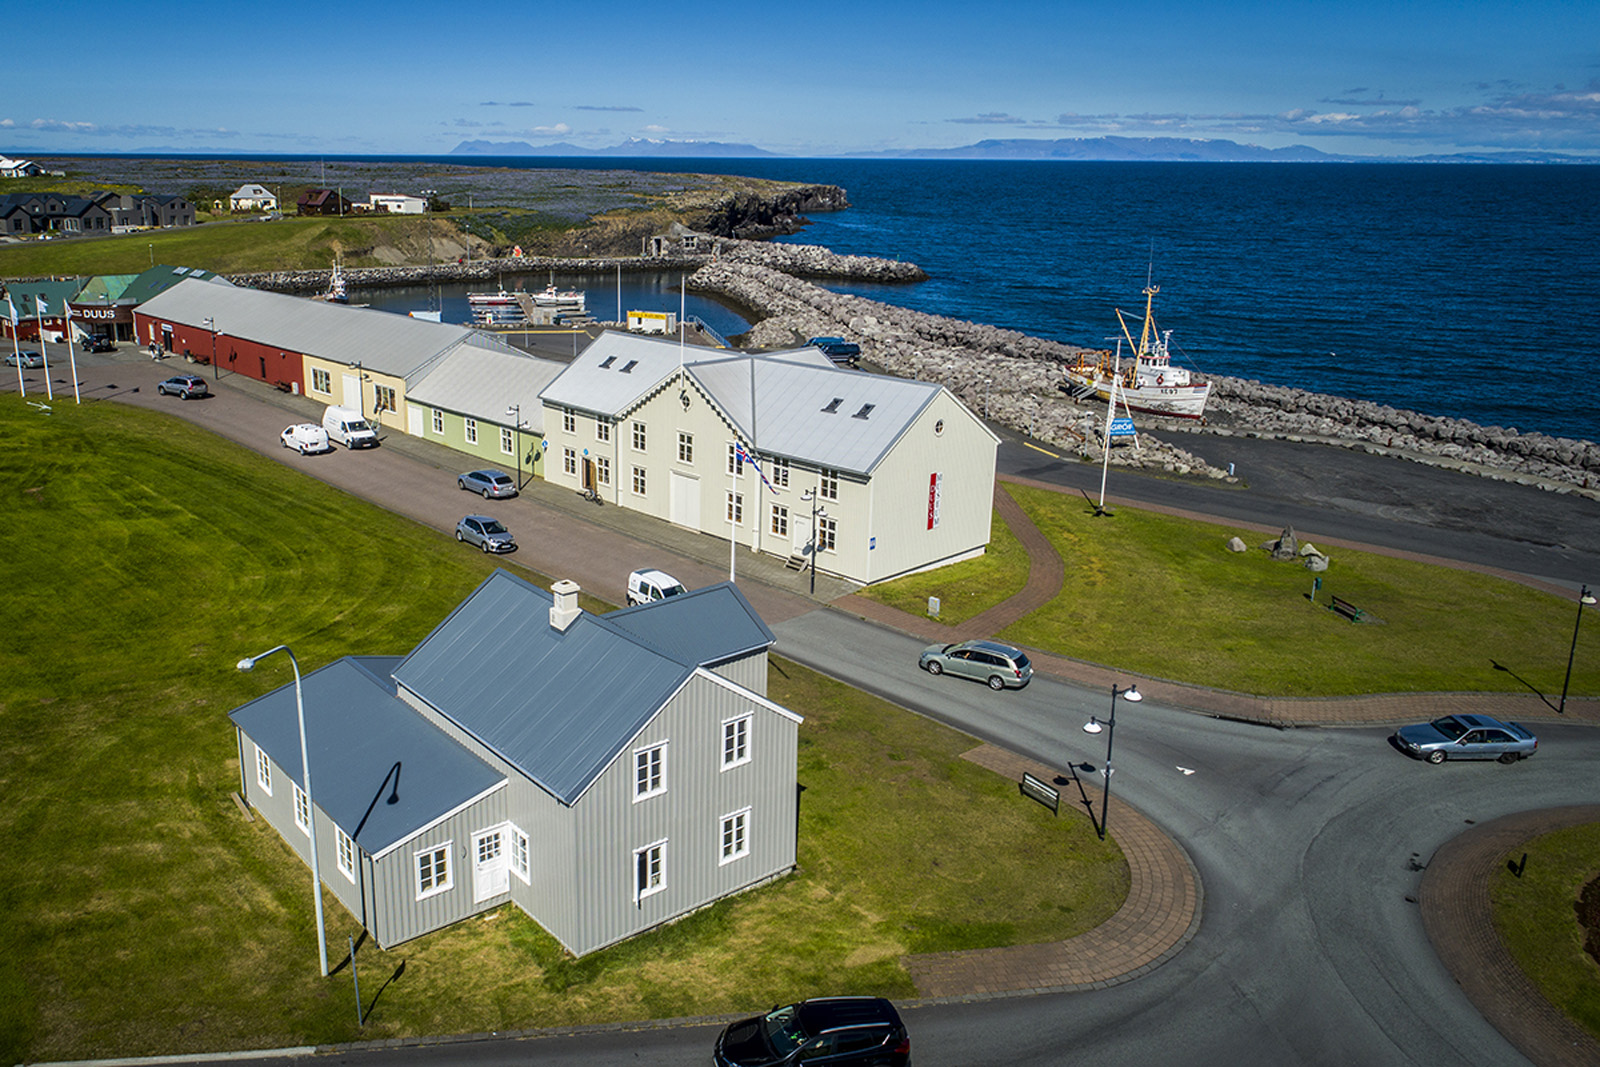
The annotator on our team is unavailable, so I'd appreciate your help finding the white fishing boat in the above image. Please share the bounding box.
[1062,284,1211,419]
[467,287,529,325]
[317,259,349,304]
[531,283,585,311]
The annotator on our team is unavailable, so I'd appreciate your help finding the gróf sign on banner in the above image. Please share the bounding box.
[1108,417,1137,438]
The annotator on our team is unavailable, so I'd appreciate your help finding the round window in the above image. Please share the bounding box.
[934,419,945,436]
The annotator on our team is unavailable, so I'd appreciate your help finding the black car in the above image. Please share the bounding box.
[715,997,910,1067]
[805,336,861,366]
[82,335,116,353]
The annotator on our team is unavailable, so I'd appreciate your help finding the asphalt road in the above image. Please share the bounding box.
[19,352,1598,1067]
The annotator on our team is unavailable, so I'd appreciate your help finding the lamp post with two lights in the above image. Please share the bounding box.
[1082,683,1141,841]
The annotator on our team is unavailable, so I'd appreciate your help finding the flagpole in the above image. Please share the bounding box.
[7,297,23,397]
[65,303,81,404]
[35,299,53,401]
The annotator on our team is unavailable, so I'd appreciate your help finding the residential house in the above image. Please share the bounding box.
[229,184,278,212]
[367,194,426,215]
[0,157,45,178]
[0,193,114,236]
[539,331,999,585]
[94,192,196,229]
[297,189,354,216]
[228,572,800,956]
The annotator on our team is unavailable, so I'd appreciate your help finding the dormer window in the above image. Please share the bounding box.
[821,398,842,414]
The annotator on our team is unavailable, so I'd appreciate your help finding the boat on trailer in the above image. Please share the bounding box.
[1061,284,1211,419]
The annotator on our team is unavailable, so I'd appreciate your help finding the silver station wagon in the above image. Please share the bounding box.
[919,639,1034,690]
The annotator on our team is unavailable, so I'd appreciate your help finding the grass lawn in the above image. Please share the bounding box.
[0,397,1127,1063]
[866,482,1597,698]
[856,507,1029,624]
[1490,823,1600,1041]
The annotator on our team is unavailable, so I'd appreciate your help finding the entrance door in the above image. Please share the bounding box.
[407,406,423,435]
[472,827,509,902]
[342,372,360,409]
[791,512,811,558]
[669,470,699,528]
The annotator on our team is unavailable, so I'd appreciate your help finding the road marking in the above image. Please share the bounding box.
[1024,442,1061,459]
[1176,766,1195,776]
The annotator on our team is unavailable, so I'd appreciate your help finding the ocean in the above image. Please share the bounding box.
[361,156,1598,443]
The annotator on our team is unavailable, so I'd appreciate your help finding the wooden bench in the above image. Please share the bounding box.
[1329,595,1366,622]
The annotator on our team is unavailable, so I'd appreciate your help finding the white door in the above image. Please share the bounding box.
[791,512,811,558]
[472,827,509,902]
[669,470,699,528]
[341,372,360,409]
[406,405,423,436]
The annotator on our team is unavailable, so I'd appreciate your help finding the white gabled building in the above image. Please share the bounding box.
[539,331,998,585]
[228,184,278,212]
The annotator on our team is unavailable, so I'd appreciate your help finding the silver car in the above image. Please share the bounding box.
[458,469,518,499]
[6,350,44,369]
[1393,714,1537,764]
[455,514,516,554]
[919,639,1034,690]
[157,375,209,399]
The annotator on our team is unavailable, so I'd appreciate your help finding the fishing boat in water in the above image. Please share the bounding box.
[1061,284,1211,419]
[318,260,349,304]
[531,283,585,311]
[467,287,529,325]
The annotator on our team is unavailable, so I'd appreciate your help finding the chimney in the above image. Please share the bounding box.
[549,579,582,632]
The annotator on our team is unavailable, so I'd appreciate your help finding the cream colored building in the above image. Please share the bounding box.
[539,331,998,585]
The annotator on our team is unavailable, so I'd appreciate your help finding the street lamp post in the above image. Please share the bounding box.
[1558,584,1596,715]
[1083,684,1141,841]
[802,488,827,596]
[237,645,329,977]
[506,404,525,490]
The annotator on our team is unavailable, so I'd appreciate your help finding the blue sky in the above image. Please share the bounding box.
[4,0,1598,157]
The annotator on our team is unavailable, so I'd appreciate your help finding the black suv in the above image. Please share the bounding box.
[714,997,910,1066]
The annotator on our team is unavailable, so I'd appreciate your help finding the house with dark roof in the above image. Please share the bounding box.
[93,192,196,229]
[297,189,354,216]
[228,572,800,956]
[539,330,999,584]
[0,192,113,236]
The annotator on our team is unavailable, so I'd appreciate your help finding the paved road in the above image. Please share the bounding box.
[21,353,1598,1067]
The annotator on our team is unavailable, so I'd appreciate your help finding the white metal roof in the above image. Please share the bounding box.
[537,330,691,416]
[136,277,522,382]
[409,344,566,432]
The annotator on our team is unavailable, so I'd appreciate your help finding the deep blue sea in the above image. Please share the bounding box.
[362,156,1596,442]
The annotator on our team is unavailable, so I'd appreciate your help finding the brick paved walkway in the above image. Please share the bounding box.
[903,744,1200,998]
[1420,807,1600,1067]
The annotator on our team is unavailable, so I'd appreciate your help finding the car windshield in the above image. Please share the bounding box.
[761,1005,808,1055]
[660,585,683,597]
[481,520,507,534]
[1429,717,1468,740]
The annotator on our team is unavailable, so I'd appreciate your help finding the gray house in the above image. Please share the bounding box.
[229,572,801,957]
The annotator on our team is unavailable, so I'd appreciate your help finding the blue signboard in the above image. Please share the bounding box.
[1109,417,1137,438]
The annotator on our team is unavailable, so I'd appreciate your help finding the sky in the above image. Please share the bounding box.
[4,0,1598,158]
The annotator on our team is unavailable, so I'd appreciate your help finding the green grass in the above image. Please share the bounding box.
[862,482,1597,697]
[1490,823,1600,1041]
[857,507,1029,623]
[0,397,1127,1063]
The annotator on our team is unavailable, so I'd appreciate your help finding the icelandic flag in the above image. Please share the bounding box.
[735,442,778,494]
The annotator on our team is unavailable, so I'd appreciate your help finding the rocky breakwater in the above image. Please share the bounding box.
[718,239,927,282]
[689,260,1231,480]
[231,254,711,295]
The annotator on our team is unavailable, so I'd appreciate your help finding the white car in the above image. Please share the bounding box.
[627,569,687,606]
[280,423,332,455]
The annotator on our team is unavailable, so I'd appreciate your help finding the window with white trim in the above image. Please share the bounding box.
[634,840,665,900]
[311,367,331,394]
[465,418,478,445]
[562,407,576,434]
[500,426,513,455]
[726,491,743,525]
[431,408,443,434]
[770,504,788,537]
[727,442,744,477]
[677,431,694,464]
[819,469,839,501]
[511,825,530,884]
[563,447,577,476]
[254,744,272,796]
[373,385,396,413]
[336,826,355,882]
[819,515,837,552]
[596,420,610,443]
[720,808,750,864]
[722,714,751,768]
[769,456,790,488]
[632,465,647,496]
[293,783,309,835]
[634,742,666,800]
[416,842,452,899]
[596,455,611,486]
[631,420,647,452]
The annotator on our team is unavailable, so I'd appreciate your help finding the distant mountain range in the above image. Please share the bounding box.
[450,135,1593,164]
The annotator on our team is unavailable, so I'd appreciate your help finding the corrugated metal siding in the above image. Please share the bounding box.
[562,673,798,956]
[367,789,511,947]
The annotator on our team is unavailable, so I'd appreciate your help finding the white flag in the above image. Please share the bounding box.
[35,297,48,315]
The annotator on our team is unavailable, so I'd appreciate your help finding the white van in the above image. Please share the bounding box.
[322,405,379,448]
[627,569,687,606]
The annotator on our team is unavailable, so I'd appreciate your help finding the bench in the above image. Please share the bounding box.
[1329,595,1365,622]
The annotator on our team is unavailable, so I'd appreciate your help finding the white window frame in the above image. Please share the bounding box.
[769,456,790,488]
[373,385,396,413]
[596,420,610,443]
[311,367,331,395]
[631,465,647,497]
[500,426,513,455]
[720,808,750,865]
[820,469,839,502]
[335,826,355,883]
[819,515,837,552]
[562,407,576,434]
[727,441,744,477]
[727,491,743,526]
[465,417,478,445]
[596,455,611,486]
[770,504,788,537]
[510,825,530,884]
[254,744,273,796]
[431,408,443,434]
[634,742,666,801]
[722,714,752,769]
[415,841,453,900]
[678,431,694,464]
[634,839,666,901]
[631,420,647,452]
[563,447,577,476]
[292,783,310,836]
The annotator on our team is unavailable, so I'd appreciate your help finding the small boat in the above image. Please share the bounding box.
[319,260,349,304]
[1062,283,1211,419]
[531,283,585,311]
[467,287,530,326]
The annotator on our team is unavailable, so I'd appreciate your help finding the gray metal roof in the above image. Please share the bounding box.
[393,571,702,806]
[536,330,690,416]
[228,657,505,855]
[604,582,776,668]
[688,353,943,476]
[136,278,521,382]
[408,344,566,433]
